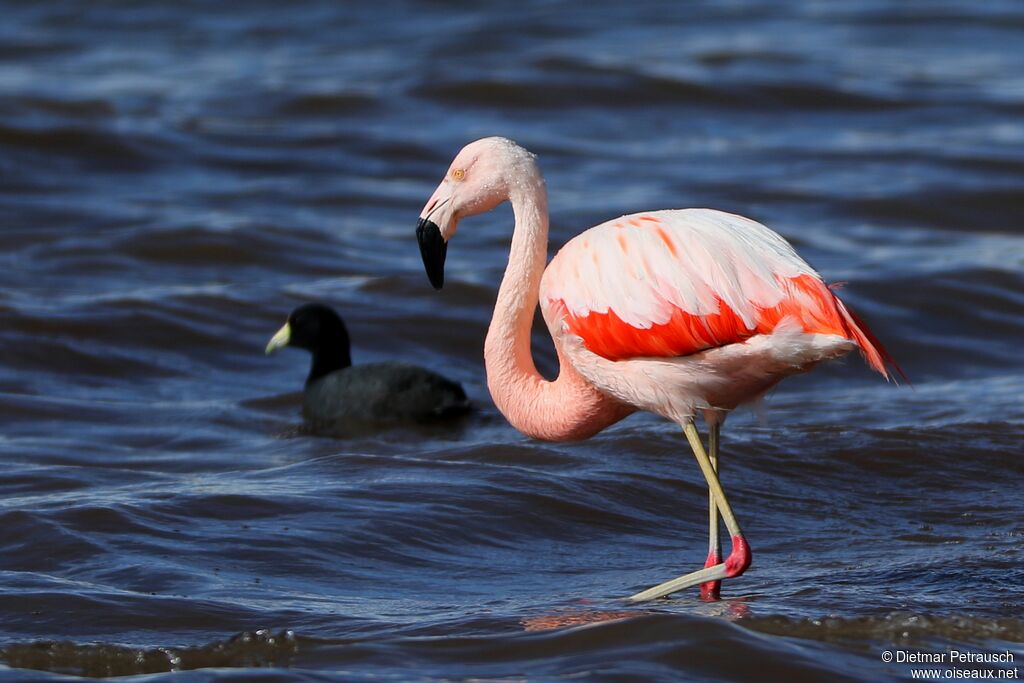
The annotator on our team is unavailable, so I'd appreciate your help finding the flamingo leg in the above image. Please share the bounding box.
[627,421,751,603]
[700,421,722,601]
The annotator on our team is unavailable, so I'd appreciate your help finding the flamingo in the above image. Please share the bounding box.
[414,137,901,602]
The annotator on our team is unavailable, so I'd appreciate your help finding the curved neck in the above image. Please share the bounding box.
[483,172,633,441]
[307,345,351,385]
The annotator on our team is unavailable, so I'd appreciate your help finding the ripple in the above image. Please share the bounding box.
[417,63,907,111]
[1,629,299,678]
[0,124,159,170]
[1,2,1023,682]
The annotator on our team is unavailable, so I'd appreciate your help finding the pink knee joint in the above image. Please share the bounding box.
[700,549,723,600]
[724,536,751,577]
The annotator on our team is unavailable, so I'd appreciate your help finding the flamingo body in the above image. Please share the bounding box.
[539,208,896,422]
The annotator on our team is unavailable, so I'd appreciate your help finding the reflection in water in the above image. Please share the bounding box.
[521,599,751,632]
[522,610,641,632]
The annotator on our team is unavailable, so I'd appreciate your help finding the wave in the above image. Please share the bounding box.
[5,611,1021,680]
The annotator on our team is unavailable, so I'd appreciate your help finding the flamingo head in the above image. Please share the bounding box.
[416,137,537,289]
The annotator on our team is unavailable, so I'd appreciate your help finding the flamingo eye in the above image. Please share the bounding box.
[452,169,466,181]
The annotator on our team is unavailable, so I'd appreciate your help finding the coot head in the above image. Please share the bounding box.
[266,303,353,380]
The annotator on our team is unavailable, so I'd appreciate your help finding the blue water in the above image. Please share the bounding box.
[1,1,1022,680]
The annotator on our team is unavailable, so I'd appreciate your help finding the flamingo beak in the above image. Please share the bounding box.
[416,218,447,290]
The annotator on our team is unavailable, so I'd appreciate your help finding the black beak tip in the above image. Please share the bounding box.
[416,218,447,290]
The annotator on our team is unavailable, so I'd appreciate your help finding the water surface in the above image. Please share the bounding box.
[1,1,1023,681]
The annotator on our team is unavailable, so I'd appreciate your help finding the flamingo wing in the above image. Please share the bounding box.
[540,209,899,379]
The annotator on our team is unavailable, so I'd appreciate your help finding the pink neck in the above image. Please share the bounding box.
[483,170,633,442]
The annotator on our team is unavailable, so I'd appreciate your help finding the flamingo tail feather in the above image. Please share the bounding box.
[833,297,908,384]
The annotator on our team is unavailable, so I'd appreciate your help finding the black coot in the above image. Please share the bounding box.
[266,303,471,429]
